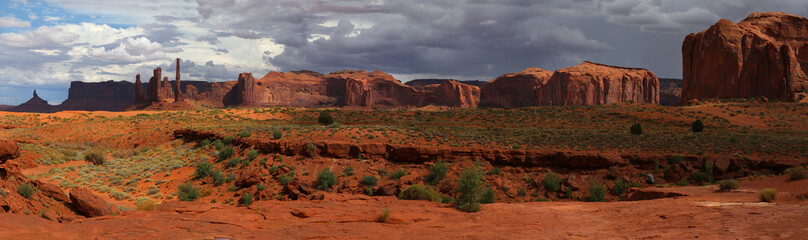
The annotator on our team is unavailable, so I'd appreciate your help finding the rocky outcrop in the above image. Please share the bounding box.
[480,67,553,107]
[422,80,480,108]
[7,90,58,113]
[0,139,20,164]
[59,81,136,111]
[147,67,162,103]
[69,188,118,217]
[134,74,145,102]
[174,58,182,102]
[325,70,421,107]
[538,62,659,105]
[232,71,332,107]
[682,12,808,103]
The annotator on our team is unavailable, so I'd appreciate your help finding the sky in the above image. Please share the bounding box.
[1,0,807,105]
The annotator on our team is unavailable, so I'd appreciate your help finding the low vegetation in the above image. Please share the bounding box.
[456,165,485,212]
[317,168,337,190]
[588,183,606,202]
[542,172,561,192]
[84,150,105,165]
[178,184,201,201]
[717,180,739,190]
[398,184,440,202]
[378,208,391,223]
[425,160,449,185]
[17,184,35,199]
[759,188,778,202]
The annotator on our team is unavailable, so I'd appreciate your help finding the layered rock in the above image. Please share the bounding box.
[233,70,332,107]
[325,70,421,107]
[480,67,553,107]
[538,62,659,105]
[682,12,808,103]
[422,80,480,108]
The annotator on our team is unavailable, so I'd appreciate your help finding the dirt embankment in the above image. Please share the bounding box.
[175,129,807,179]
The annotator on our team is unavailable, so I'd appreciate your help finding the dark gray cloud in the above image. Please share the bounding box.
[195,0,808,79]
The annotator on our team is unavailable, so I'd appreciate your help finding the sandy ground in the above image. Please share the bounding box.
[0,176,805,240]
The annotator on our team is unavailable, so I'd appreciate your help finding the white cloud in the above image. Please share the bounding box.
[0,16,31,28]
[28,13,39,21]
[0,25,79,48]
[602,0,720,32]
[88,37,174,63]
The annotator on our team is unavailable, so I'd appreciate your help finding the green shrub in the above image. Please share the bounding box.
[256,184,266,191]
[390,170,406,180]
[279,174,294,186]
[588,183,606,202]
[717,179,739,190]
[237,130,251,138]
[195,161,214,179]
[398,184,440,202]
[654,160,660,172]
[227,157,242,168]
[246,149,259,161]
[440,195,455,204]
[226,174,236,183]
[789,167,807,180]
[692,119,704,132]
[211,139,225,150]
[84,150,105,165]
[343,166,355,176]
[759,188,778,202]
[612,178,627,195]
[218,146,234,161]
[316,168,337,190]
[178,184,201,201]
[542,172,561,192]
[691,170,705,184]
[272,130,283,140]
[241,192,253,206]
[630,180,640,188]
[481,188,495,204]
[199,139,211,148]
[536,197,549,202]
[211,170,225,186]
[135,197,158,211]
[425,160,449,185]
[318,111,334,125]
[456,166,485,212]
[630,123,642,135]
[306,143,317,156]
[17,183,35,199]
[377,208,391,223]
[223,136,234,145]
[677,178,689,186]
[361,175,379,187]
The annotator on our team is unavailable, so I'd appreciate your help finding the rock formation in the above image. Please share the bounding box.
[7,90,58,113]
[325,70,422,107]
[423,80,480,108]
[69,188,119,217]
[406,79,487,89]
[659,78,682,106]
[59,81,136,111]
[682,12,808,103]
[147,67,162,102]
[174,58,182,102]
[538,62,659,105]
[134,74,145,102]
[480,67,553,107]
[0,139,20,164]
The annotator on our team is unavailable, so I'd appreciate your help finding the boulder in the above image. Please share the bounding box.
[69,188,118,217]
[538,62,659,105]
[34,180,69,203]
[682,12,808,103]
[0,139,20,163]
[480,67,553,107]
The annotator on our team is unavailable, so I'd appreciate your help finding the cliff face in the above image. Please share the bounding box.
[59,81,136,111]
[538,62,659,106]
[682,12,808,103]
[480,67,553,107]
